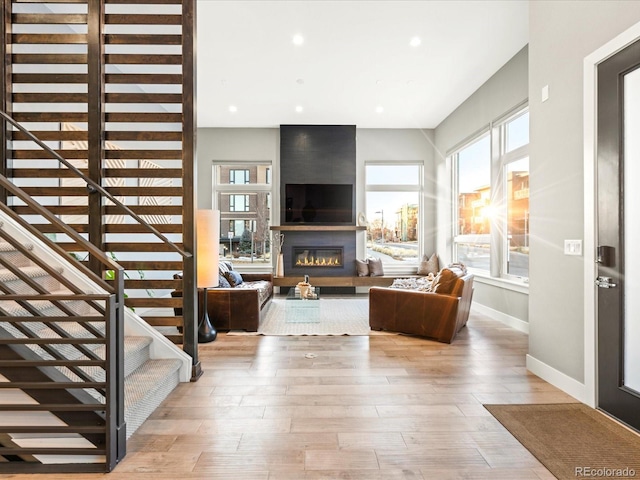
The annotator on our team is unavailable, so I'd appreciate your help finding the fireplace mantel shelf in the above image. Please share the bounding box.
[270,225,366,232]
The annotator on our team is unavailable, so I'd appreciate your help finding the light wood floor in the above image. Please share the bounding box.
[11,309,578,479]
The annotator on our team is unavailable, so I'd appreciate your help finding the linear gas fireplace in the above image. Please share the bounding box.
[293,247,343,268]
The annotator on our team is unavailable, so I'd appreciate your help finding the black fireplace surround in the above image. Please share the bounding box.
[279,125,357,284]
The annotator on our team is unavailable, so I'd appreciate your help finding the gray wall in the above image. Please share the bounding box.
[434,46,529,323]
[529,1,640,382]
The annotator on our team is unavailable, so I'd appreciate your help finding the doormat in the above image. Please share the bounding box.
[484,403,640,480]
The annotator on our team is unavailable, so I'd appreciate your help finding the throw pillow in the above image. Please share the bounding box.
[430,268,458,295]
[224,270,244,287]
[368,257,384,277]
[355,259,369,277]
[417,253,439,276]
[219,260,233,274]
[218,275,232,288]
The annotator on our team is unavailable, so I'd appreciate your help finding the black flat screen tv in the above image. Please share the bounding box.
[285,183,353,224]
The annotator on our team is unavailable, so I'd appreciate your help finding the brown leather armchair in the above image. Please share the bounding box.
[369,270,474,343]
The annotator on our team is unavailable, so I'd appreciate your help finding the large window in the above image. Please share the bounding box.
[214,164,271,264]
[503,111,530,278]
[452,107,529,280]
[454,134,491,272]
[365,164,421,265]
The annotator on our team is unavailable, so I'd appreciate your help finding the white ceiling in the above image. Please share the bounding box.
[197,0,529,129]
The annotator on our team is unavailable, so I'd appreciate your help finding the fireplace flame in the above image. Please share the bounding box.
[295,256,341,266]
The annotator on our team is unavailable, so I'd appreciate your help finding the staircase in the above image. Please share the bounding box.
[0,0,199,471]
[0,189,191,472]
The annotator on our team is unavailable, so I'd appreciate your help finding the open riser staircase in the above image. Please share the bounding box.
[0,207,190,473]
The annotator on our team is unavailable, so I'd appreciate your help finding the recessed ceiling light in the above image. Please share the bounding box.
[293,34,304,46]
[228,105,237,113]
[295,105,303,113]
[296,78,304,85]
[376,106,384,114]
[409,36,421,47]
[376,79,383,85]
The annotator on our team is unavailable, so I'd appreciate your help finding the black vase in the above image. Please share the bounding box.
[198,287,217,343]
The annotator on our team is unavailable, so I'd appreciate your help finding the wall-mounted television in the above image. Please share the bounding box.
[285,183,353,224]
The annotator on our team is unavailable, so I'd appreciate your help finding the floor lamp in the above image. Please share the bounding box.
[196,209,219,343]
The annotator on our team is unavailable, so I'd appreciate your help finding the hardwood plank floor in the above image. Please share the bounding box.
[8,310,577,479]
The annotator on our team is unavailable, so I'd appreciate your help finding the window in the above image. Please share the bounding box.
[214,164,272,264]
[229,169,250,184]
[229,194,250,212]
[502,111,530,278]
[365,164,421,265]
[453,134,492,272]
[452,107,529,281]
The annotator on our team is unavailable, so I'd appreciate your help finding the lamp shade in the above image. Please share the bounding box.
[196,209,220,289]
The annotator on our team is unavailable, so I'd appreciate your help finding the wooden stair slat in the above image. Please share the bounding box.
[105,14,182,25]
[12,53,88,64]
[119,260,183,270]
[106,53,182,65]
[105,92,182,103]
[104,34,182,45]
[125,297,182,308]
[105,130,182,141]
[105,73,182,84]
[124,279,182,289]
[11,33,87,44]
[106,112,182,122]
[12,13,87,24]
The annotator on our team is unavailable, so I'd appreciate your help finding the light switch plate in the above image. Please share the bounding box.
[542,85,549,102]
[564,239,582,256]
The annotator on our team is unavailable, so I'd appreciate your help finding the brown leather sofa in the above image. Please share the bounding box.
[369,267,474,343]
[172,272,273,332]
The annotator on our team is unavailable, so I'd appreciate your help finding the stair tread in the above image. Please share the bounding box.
[0,264,54,280]
[124,358,182,438]
[0,241,33,252]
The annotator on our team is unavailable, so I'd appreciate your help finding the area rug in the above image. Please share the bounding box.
[484,403,640,480]
[228,297,371,336]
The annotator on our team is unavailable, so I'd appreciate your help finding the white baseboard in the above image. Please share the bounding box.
[472,303,529,334]
[526,354,590,405]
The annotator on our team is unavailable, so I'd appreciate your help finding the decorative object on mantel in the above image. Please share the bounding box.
[357,212,368,227]
[273,232,285,277]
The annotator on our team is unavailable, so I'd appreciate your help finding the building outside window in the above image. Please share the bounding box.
[365,164,421,265]
[229,169,250,184]
[452,106,529,280]
[214,164,271,264]
[229,194,250,212]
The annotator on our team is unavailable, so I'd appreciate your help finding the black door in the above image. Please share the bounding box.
[597,38,640,432]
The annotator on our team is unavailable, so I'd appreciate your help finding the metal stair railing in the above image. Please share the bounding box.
[0,180,125,472]
[0,109,199,376]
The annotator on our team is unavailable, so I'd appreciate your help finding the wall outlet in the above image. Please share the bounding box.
[564,239,582,256]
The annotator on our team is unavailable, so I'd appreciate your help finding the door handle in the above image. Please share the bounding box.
[595,276,617,288]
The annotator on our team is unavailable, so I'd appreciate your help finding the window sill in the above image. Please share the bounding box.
[470,272,529,294]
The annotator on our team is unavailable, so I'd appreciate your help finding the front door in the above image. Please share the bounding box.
[596,38,640,432]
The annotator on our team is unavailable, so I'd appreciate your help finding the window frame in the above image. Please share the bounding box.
[496,108,530,282]
[212,162,273,268]
[364,161,423,270]
[451,104,529,283]
[451,129,492,275]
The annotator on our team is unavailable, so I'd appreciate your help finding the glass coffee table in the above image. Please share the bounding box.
[285,287,321,323]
